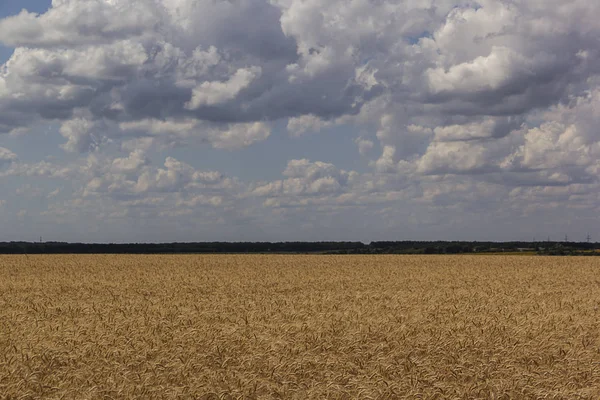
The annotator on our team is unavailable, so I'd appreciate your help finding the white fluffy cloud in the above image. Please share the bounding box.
[0,147,17,167]
[287,114,334,137]
[186,67,261,109]
[118,119,271,150]
[251,159,358,207]
[84,155,228,196]
[0,1,156,47]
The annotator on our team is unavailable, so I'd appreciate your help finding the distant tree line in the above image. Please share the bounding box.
[0,241,364,254]
[0,241,598,255]
[363,241,600,255]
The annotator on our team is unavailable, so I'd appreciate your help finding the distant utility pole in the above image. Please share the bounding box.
[564,234,568,242]
[587,233,592,243]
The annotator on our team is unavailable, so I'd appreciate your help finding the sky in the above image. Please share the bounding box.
[0,0,599,243]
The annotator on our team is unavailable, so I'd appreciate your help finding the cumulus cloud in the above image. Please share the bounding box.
[0,147,17,166]
[110,149,149,174]
[287,114,334,137]
[0,149,18,185]
[251,159,358,206]
[186,67,261,109]
[0,1,159,47]
[118,119,271,150]
[417,141,493,175]
[355,137,374,156]
[373,146,398,174]
[85,155,228,197]
[59,118,106,152]
[209,122,271,150]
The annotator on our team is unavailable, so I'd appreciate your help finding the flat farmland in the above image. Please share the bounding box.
[1,255,600,399]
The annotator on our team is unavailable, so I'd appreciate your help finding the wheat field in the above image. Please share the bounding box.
[1,255,599,399]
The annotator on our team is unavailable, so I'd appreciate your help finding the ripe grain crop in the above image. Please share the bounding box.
[1,255,600,399]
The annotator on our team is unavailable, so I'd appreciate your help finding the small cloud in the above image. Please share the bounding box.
[355,137,374,156]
